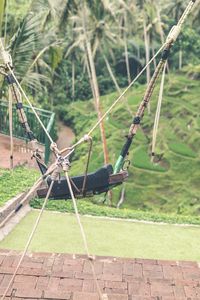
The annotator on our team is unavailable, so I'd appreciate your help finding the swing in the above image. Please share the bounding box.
[37,164,128,199]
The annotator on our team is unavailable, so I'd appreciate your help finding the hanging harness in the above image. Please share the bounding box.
[0,0,196,200]
[37,164,128,199]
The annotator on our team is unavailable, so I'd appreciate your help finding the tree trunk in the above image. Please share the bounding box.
[72,59,75,101]
[102,51,132,116]
[143,19,151,114]
[85,40,109,164]
[143,20,150,85]
[137,45,140,75]
[179,49,183,70]
[85,55,96,100]
[85,50,112,203]
[102,52,121,93]
[8,87,14,170]
[156,6,165,44]
[156,6,170,74]
[152,46,157,70]
[81,3,109,165]
[124,12,131,85]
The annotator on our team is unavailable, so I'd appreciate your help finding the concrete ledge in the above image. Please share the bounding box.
[0,190,36,225]
[0,189,36,240]
[0,205,31,241]
[0,193,25,224]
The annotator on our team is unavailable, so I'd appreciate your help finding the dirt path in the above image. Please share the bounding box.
[56,122,75,150]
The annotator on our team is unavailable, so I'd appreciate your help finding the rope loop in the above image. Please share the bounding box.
[167,25,181,43]
[50,142,60,155]
[122,159,131,171]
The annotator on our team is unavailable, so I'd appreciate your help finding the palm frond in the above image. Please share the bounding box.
[8,12,55,92]
[9,13,41,77]
[22,71,51,92]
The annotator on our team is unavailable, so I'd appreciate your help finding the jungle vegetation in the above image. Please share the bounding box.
[0,0,200,216]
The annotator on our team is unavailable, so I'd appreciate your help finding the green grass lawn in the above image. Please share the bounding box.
[1,210,200,261]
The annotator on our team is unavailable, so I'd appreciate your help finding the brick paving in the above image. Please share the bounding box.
[0,250,199,299]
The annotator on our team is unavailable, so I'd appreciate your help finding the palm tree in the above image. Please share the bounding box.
[191,0,200,32]
[165,0,189,70]
[29,0,58,29]
[8,13,53,92]
[82,2,109,164]
[116,0,137,85]
[165,0,187,22]
[66,0,122,165]
[136,0,165,112]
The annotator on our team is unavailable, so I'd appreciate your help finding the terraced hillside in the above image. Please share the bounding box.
[62,72,200,216]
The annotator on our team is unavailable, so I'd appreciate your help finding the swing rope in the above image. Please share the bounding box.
[151,62,167,160]
[0,179,56,300]
[8,86,13,169]
[64,170,108,300]
[6,64,55,145]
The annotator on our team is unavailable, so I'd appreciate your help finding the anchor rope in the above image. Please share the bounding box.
[0,179,55,300]
[151,62,167,159]
[8,86,13,169]
[65,171,107,300]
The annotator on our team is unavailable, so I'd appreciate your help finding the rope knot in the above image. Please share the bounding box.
[83,134,92,142]
[56,155,70,172]
[62,159,70,172]
[50,142,59,154]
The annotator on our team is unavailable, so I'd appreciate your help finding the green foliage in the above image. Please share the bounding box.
[1,1,200,222]
[183,64,200,80]
[133,147,167,172]
[2,0,200,108]
[59,73,200,216]
[8,13,52,92]
[0,167,39,206]
[169,142,197,158]
[172,27,200,67]
[30,198,200,226]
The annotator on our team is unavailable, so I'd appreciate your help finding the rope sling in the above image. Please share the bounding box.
[0,1,197,299]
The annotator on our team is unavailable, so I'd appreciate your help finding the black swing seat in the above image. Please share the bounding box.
[37,164,128,200]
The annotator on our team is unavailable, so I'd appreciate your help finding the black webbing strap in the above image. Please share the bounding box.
[16,103,23,109]
[6,74,16,85]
